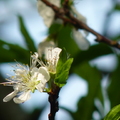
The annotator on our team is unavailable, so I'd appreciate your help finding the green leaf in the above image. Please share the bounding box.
[49,23,62,35]
[72,62,103,120]
[108,55,120,107]
[73,43,113,67]
[18,16,36,52]
[74,62,102,84]
[56,48,68,70]
[0,40,29,63]
[112,35,120,41]
[114,4,120,11]
[104,104,120,120]
[61,0,73,6]
[55,49,73,87]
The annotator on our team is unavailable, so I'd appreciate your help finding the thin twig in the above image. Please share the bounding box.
[41,0,120,49]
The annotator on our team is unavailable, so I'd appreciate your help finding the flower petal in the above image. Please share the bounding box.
[38,40,55,58]
[3,91,17,102]
[52,47,62,65]
[13,91,31,104]
[39,67,50,81]
[72,29,90,50]
[31,67,39,75]
[52,48,62,56]
[37,0,60,27]
[30,53,39,69]
[47,47,61,65]
[36,81,46,92]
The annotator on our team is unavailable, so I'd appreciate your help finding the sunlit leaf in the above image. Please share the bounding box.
[55,49,73,87]
[55,58,73,87]
[104,104,120,120]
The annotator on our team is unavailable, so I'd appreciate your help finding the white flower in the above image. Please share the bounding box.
[1,54,50,104]
[37,46,62,73]
[71,6,90,50]
[72,29,90,50]
[37,39,62,73]
[37,0,60,27]
[71,6,89,36]
[45,47,62,73]
[38,39,56,58]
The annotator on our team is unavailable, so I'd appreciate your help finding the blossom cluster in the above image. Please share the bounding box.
[1,47,61,103]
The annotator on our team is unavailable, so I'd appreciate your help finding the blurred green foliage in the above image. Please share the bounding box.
[114,4,120,11]
[18,16,36,52]
[0,0,120,120]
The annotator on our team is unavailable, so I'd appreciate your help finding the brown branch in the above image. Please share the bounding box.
[41,0,120,49]
[48,84,60,120]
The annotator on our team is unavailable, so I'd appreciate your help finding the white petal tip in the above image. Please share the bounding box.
[3,91,17,102]
[13,98,24,104]
[3,99,8,102]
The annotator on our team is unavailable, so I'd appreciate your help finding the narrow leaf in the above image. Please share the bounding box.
[0,40,29,63]
[18,16,36,52]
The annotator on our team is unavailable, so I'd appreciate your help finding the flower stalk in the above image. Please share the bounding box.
[48,84,61,120]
